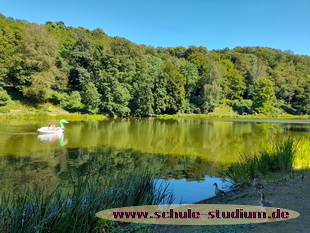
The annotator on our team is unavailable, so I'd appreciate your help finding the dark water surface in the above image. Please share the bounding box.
[0,118,309,203]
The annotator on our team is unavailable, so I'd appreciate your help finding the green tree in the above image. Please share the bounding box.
[180,60,199,97]
[81,82,101,114]
[18,23,61,102]
[97,55,132,116]
[228,52,267,98]
[253,77,275,114]
[201,82,222,113]
[23,68,58,102]
[197,61,223,113]
[272,62,299,105]
[292,75,310,114]
[0,14,24,85]
[69,38,95,90]
[220,59,246,100]
[148,56,167,114]
[179,60,200,112]
[162,62,186,113]
[130,58,154,116]
[185,46,208,58]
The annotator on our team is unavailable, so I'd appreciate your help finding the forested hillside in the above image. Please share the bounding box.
[0,14,309,116]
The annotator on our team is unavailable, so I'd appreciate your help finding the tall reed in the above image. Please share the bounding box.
[0,173,174,233]
[223,138,296,184]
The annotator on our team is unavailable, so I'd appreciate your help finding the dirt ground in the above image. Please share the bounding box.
[151,170,310,233]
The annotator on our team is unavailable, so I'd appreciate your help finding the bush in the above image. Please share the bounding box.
[0,87,11,106]
[269,107,284,117]
[229,99,253,115]
[0,106,10,113]
[50,91,69,104]
[63,91,84,112]
[210,105,236,116]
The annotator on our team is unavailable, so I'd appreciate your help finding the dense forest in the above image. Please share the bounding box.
[0,14,309,116]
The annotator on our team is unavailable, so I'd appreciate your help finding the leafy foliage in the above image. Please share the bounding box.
[0,14,309,115]
[63,91,84,112]
[81,82,101,113]
[253,77,275,114]
[0,87,11,106]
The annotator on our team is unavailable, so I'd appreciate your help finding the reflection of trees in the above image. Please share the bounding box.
[66,119,256,164]
[0,147,224,195]
[0,151,65,194]
[2,119,308,164]
[65,147,225,181]
[1,119,309,195]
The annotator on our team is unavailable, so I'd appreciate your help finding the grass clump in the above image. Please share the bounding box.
[294,138,310,169]
[0,173,174,233]
[223,138,296,184]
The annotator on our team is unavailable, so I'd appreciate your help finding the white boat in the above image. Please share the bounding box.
[37,119,68,134]
[37,126,64,134]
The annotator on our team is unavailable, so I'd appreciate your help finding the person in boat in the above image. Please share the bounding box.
[48,122,58,131]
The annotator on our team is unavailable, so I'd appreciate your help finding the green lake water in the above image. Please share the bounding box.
[0,118,309,203]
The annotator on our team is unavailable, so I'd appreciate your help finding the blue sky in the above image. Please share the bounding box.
[1,0,309,55]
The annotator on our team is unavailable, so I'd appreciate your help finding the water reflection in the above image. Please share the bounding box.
[283,127,310,132]
[37,134,68,146]
[0,118,309,203]
[156,176,232,204]
[1,119,309,163]
[0,147,226,200]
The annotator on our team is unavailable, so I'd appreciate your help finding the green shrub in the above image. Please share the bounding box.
[210,105,236,116]
[63,91,84,112]
[0,87,11,106]
[229,99,253,115]
[269,107,284,117]
[50,91,69,104]
[0,106,10,113]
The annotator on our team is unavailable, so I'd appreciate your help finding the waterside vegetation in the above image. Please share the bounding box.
[222,138,309,184]
[0,173,174,233]
[155,113,310,119]
[0,112,106,121]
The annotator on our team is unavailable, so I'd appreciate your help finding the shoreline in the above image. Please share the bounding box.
[156,113,310,120]
[0,112,309,121]
[201,170,310,232]
[153,170,310,233]
[0,113,106,121]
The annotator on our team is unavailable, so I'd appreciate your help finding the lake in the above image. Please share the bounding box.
[0,118,309,203]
